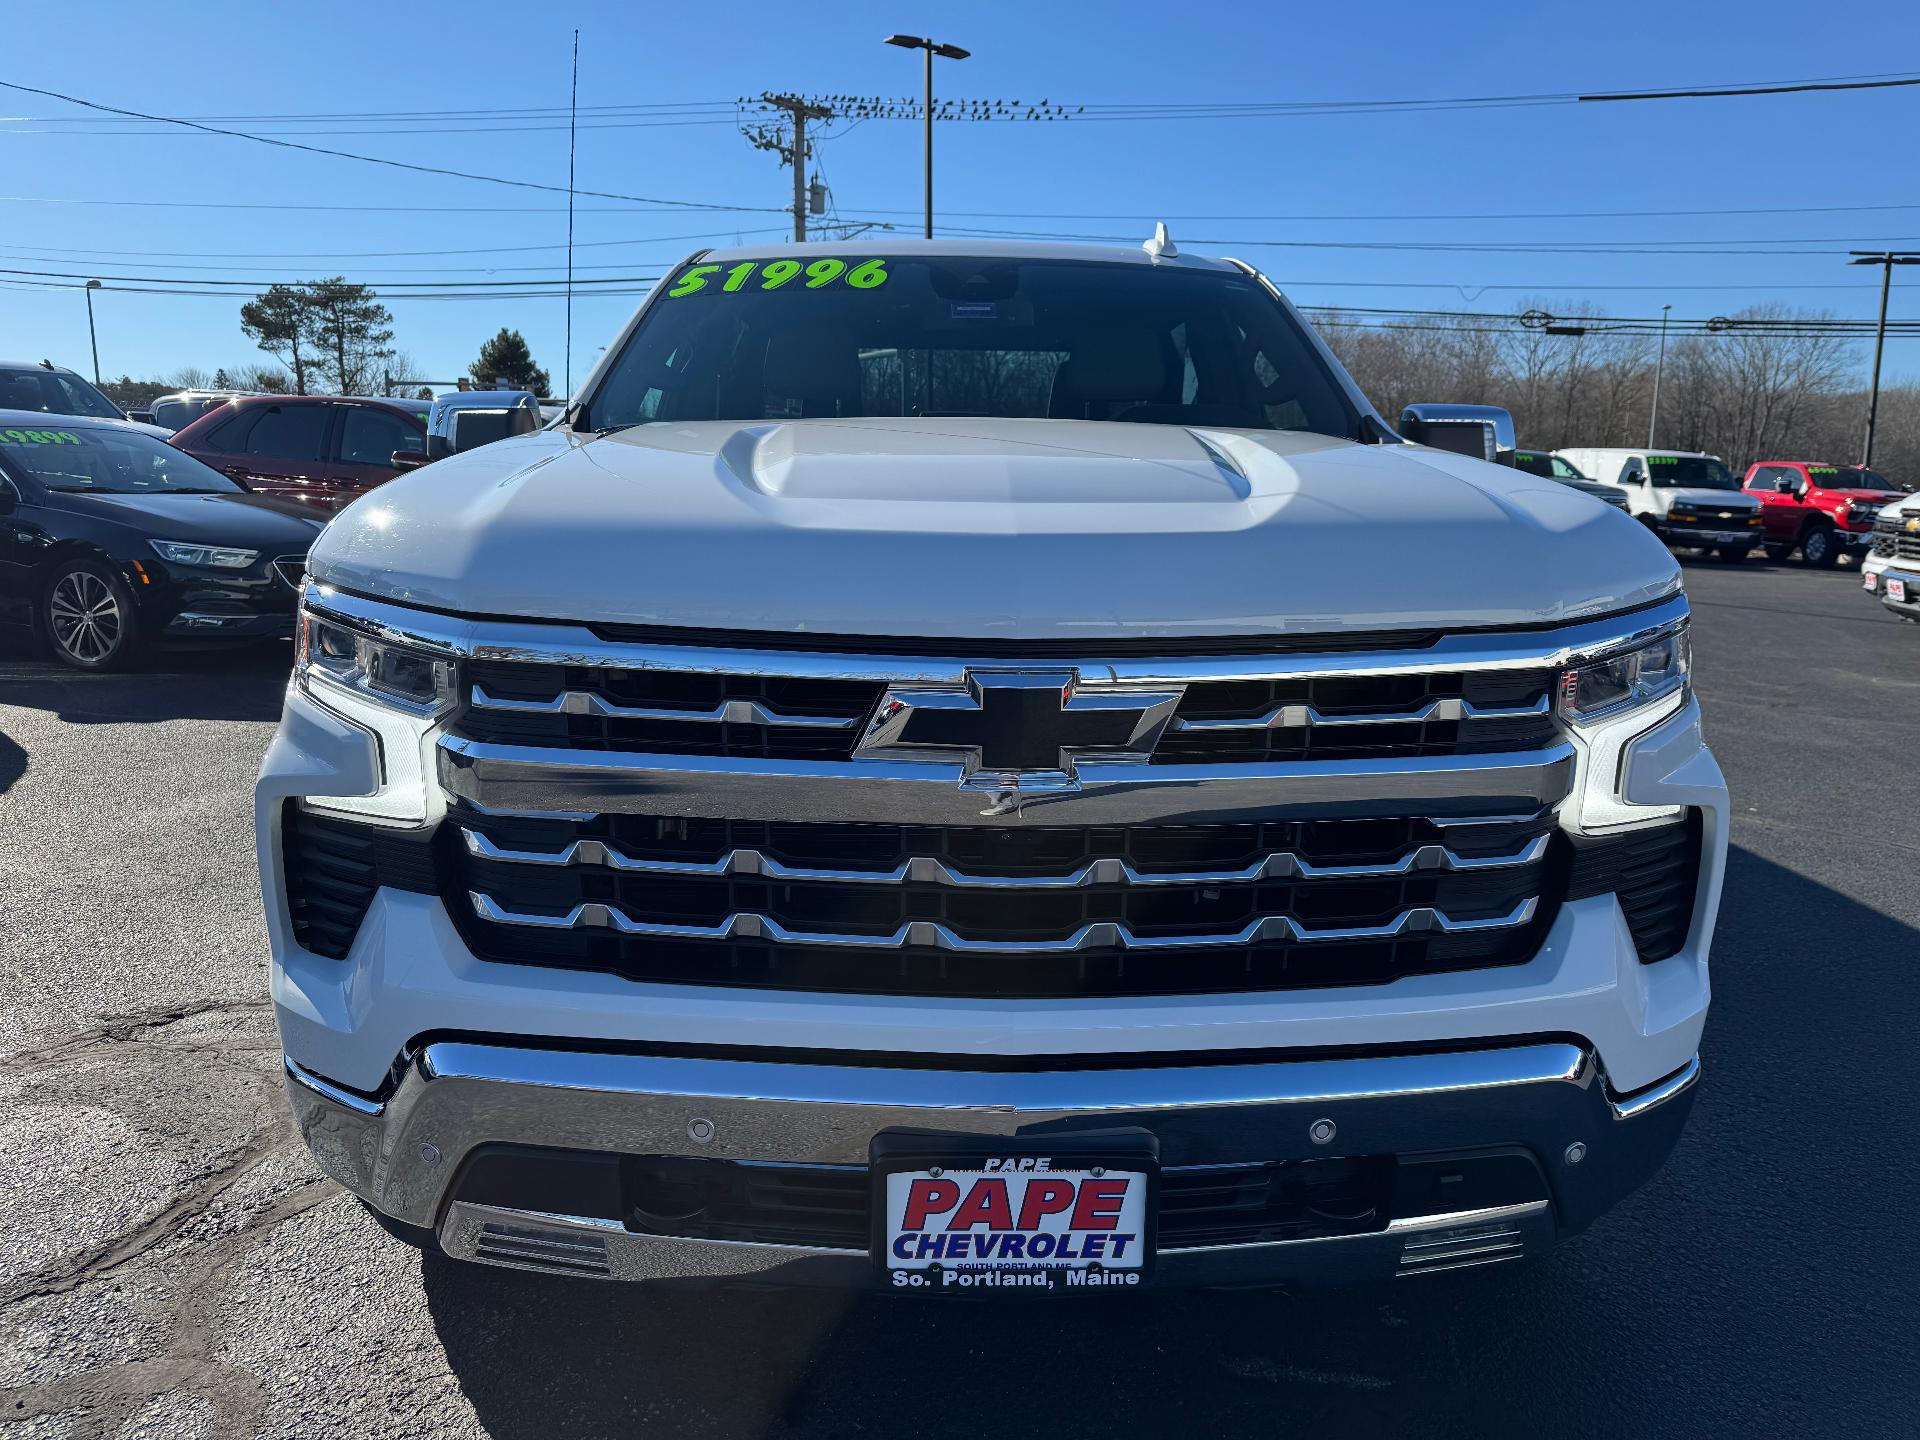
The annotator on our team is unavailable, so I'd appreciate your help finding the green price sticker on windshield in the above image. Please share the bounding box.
[1648,455,1678,465]
[0,429,82,445]
[668,257,889,297]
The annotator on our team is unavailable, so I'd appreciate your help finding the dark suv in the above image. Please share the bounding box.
[171,396,429,512]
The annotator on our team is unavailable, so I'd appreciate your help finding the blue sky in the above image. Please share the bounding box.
[3,0,1917,392]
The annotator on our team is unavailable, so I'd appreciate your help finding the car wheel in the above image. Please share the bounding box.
[42,559,138,670]
[1763,542,1793,561]
[1799,526,1838,567]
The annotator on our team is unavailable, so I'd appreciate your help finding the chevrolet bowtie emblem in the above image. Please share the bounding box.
[855,670,1184,792]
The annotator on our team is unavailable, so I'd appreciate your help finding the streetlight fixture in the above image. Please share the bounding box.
[84,279,103,384]
[1848,251,1920,469]
[884,33,969,239]
[1647,303,1671,448]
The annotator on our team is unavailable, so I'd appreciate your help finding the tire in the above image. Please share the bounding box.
[40,558,139,670]
[1799,525,1838,567]
[1763,542,1793,562]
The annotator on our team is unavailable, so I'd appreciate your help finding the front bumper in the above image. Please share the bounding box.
[286,1038,1699,1289]
[1862,556,1920,618]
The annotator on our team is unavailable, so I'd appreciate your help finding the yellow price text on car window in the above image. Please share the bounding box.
[667,258,888,296]
[0,429,82,445]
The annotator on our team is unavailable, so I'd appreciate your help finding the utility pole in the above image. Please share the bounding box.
[885,34,971,238]
[1849,251,1920,468]
[84,278,103,384]
[1648,303,1670,449]
[751,95,834,241]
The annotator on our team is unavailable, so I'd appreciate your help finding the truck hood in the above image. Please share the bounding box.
[306,417,1681,641]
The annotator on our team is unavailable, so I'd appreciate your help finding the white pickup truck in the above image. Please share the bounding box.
[259,238,1722,1294]
[1555,446,1764,560]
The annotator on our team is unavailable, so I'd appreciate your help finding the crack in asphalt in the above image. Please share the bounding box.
[0,995,333,1438]
[0,998,272,1076]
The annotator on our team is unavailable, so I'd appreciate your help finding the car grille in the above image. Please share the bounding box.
[272,555,308,591]
[454,661,1560,766]
[1870,512,1920,563]
[447,804,1561,997]
[1666,509,1760,532]
[1566,813,1701,963]
[281,804,437,959]
[289,590,1711,995]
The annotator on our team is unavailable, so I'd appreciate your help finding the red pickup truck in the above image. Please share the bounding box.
[1740,460,1906,566]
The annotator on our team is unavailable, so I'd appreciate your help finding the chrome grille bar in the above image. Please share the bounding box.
[468,892,1539,952]
[437,739,1577,826]
[469,684,860,730]
[1172,695,1549,733]
[461,826,1550,888]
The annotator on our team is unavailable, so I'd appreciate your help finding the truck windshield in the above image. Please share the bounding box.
[0,426,241,494]
[586,255,1362,439]
[1808,466,1896,491]
[1648,456,1739,490]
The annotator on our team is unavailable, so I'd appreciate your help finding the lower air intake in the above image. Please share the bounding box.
[471,1222,612,1279]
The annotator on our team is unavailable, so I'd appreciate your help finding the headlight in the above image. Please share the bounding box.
[149,540,258,569]
[1558,626,1689,726]
[297,608,455,714]
[295,605,455,823]
[1559,623,1691,832]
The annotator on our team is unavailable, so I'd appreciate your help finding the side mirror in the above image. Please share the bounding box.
[390,449,431,471]
[1399,403,1518,466]
[1774,476,1797,494]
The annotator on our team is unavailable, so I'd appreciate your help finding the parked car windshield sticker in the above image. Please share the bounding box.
[0,429,83,445]
[667,258,890,296]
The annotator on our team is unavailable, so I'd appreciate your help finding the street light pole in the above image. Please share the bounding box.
[84,278,103,384]
[1647,302,1670,449]
[885,34,969,239]
[1850,251,1920,468]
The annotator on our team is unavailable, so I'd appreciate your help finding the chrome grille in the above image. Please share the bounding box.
[447,806,1559,997]
[295,584,1697,1000]
[1870,512,1920,563]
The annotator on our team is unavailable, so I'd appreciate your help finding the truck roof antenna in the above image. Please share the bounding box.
[1142,222,1177,260]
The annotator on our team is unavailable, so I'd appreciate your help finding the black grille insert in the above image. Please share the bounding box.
[1566,812,1701,963]
[447,808,1563,998]
[281,804,437,959]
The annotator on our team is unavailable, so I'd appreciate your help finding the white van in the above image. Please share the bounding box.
[1553,447,1764,559]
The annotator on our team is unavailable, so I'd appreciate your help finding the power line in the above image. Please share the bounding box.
[0,77,789,214]
[1579,75,1920,103]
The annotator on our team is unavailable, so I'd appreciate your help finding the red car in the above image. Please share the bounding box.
[170,395,429,513]
[1741,460,1906,566]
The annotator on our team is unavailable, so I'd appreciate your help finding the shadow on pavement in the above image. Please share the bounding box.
[415,844,1917,1438]
[0,635,291,725]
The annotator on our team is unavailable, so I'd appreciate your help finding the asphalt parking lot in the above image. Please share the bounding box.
[1,558,1916,1439]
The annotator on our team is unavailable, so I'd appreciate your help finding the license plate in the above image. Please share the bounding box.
[1890,577,1909,603]
[873,1132,1156,1294]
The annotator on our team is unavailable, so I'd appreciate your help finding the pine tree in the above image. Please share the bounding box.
[470,328,551,396]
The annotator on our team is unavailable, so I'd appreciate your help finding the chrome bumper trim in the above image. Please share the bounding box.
[460,826,1551,889]
[1611,1054,1702,1119]
[284,1040,1698,1288]
[436,737,1577,825]
[466,891,1540,952]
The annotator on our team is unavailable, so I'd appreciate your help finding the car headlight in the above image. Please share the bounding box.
[1558,626,1689,726]
[1559,623,1691,832]
[295,605,455,823]
[149,540,258,569]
